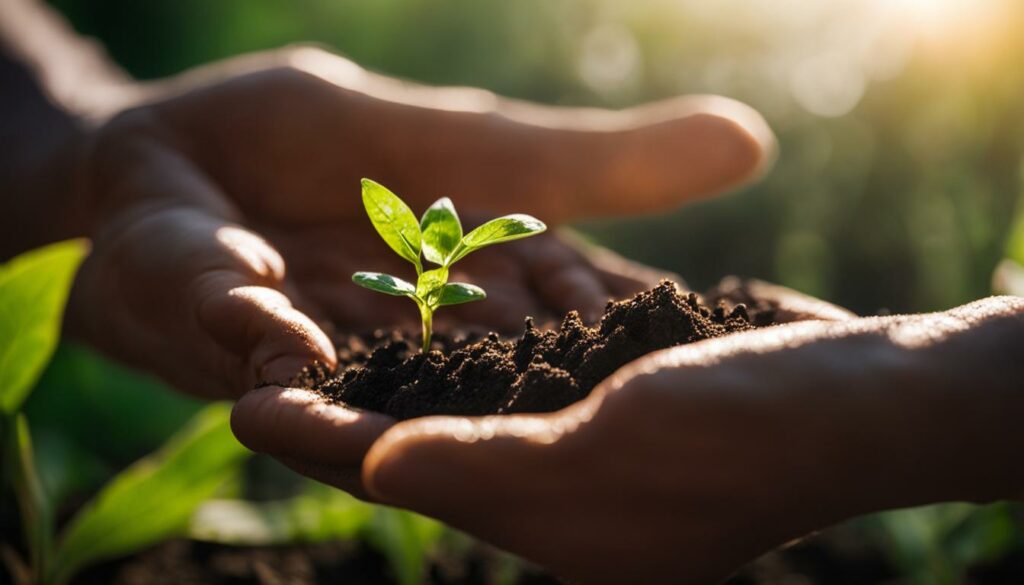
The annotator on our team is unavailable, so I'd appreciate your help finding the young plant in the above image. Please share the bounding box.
[352,179,546,352]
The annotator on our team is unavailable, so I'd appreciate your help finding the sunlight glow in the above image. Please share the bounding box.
[887,0,993,39]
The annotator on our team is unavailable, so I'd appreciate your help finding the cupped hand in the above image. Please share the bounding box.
[257,297,1022,584]
[67,45,773,400]
[230,281,854,499]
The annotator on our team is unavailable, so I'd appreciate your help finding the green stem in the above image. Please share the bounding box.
[420,304,433,353]
[6,414,54,585]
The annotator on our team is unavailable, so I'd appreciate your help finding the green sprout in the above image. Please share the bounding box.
[352,179,546,353]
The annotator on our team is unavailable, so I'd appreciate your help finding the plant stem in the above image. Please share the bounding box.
[420,305,433,353]
[6,414,54,585]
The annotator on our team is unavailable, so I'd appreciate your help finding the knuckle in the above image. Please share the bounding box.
[89,106,163,168]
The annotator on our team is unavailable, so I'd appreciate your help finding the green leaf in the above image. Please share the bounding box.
[1005,195,1024,265]
[451,214,546,262]
[27,342,201,464]
[436,282,486,307]
[353,272,417,296]
[0,240,88,415]
[50,403,250,583]
[6,414,55,582]
[32,426,110,512]
[189,481,373,546]
[416,267,449,301]
[361,179,422,266]
[420,197,463,265]
[365,508,444,585]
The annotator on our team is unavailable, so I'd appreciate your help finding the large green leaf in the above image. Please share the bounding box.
[451,214,546,263]
[353,271,417,296]
[189,481,373,546]
[436,282,486,307]
[32,426,110,512]
[420,197,462,265]
[50,403,251,584]
[0,240,88,415]
[27,342,201,465]
[362,179,422,266]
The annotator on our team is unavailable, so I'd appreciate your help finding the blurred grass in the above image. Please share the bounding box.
[33,0,1024,581]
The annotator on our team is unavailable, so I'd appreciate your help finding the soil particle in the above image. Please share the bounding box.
[299,281,759,419]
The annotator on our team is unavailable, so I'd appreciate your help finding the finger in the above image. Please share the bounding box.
[232,385,396,496]
[193,276,337,386]
[706,277,856,324]
[278,456,375,502]
[300,278,420,330]
[509,235,614,322]
[445,252,547,332]
[231,54,773,224]
[363,414,559,517]
[181,220,337,388]
[442,278,546,333]
[581,242,688,297]
[361,407,611,583]
[535,265,610,324]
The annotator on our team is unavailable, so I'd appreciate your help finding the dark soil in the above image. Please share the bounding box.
[295,281,765,420]
[69,539,560,585]
[54,524,1024,585]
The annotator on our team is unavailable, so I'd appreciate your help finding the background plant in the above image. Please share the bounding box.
[23,0,1024,582]
[352,179,546,352]
[0,242,251,585]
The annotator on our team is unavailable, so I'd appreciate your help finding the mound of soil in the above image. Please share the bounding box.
[297,281,765,420]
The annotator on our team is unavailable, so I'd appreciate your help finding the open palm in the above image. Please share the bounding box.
[68,47,771,399]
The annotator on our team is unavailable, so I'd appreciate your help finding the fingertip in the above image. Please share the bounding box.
[230,385,283,453]
[364,414,559,506]
[231,385,395,465]
[362,418,437,504]
[193,278,336,387]
[697,95,777,182]
[598,95,776,216]
[539,264,610,323]
[363,416,480,505]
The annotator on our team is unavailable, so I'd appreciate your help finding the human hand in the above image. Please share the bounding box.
[236,297,1024,583]
[231,280,854,498]
[64,46,773,399]
[362,297,1024,584]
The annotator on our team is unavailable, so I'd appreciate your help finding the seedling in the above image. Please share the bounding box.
[353,179,546,352]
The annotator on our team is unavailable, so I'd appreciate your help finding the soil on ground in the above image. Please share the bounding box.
[294,281,766,419]
[70,539,561,585]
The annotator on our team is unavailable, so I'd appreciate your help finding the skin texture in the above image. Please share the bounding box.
[1,1,774,399]
[236,297,1024,584]
[9,4,1022,583]
[64,62,769,399]
[230,286,856,498]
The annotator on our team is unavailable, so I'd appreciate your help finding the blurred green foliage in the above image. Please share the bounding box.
[50,404,249,584]
[0,241,86,415]
[48,0,1024,314]
[27,0,1024,582]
